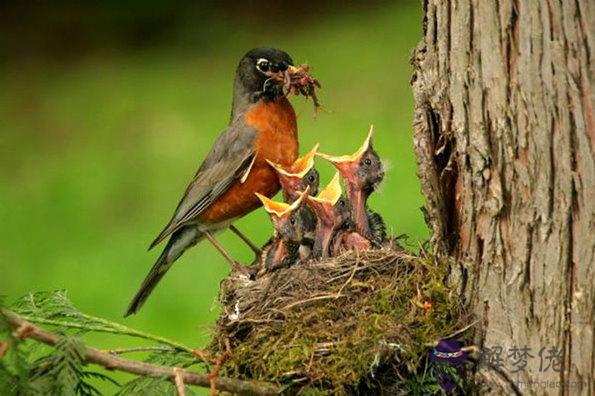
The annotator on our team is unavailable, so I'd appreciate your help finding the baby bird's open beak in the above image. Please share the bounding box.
[266,144,319,178]
[256,186,310,220]
[317,125,375,180]
[289,143,319,177]
[302,173,344,258]
[267,144,319,199]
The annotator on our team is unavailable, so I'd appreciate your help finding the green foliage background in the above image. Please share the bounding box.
[0,1,425,393]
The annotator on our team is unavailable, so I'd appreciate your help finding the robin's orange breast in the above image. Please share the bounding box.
[198,98,298,224]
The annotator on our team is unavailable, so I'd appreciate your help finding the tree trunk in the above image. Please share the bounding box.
[411,1,593,394]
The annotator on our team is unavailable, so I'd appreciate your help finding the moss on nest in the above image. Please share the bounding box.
[210,244,467,394]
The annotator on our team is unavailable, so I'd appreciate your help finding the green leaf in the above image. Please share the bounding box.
[11,291,194,352]
[28,336,118,396]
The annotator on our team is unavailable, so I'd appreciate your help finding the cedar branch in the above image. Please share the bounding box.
[1,308,280,396]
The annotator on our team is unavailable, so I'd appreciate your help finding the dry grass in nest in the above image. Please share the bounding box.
[210,244,467,394]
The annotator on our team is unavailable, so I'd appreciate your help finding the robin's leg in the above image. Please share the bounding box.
[229,225,262,255]
[203,231,250,275]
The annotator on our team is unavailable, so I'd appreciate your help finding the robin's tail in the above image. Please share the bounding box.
[125,226,203,317]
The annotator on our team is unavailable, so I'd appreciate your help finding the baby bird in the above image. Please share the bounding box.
[318,126,386,246]
[303,173,352,258]
[267,144,320,259]
[255,187,314,271]
[267,144,320,202]
[330,227,371,256]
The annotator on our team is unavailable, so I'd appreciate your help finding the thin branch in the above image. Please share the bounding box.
[16,313,194,353]
[1,309,280,396]
[105,346,177,355]
[424,319,481,347]
[173,367,187,396]
[443,319,480,339]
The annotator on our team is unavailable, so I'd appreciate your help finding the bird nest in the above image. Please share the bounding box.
[209,244,467,394]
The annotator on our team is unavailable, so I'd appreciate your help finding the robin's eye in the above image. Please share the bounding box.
[256,58,270,73]
[364,158,372,166]
[290,217,296,225]
[307,175,315,183]
[339,199,346,207]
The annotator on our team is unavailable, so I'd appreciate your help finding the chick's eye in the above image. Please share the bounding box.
[308,175,315,182]
[364,158,372,166]
[290,217,296,225]
[256,58,270,73]
[339,199,346,207]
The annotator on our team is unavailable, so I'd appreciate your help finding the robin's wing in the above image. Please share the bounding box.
[149,122,257,250]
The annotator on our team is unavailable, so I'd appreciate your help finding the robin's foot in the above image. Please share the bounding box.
[203,231,252,277]
[231,261,254,277]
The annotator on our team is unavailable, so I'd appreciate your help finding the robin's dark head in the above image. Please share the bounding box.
[236,48,294,100]
[267,144,320,202]
[318,126,384,196]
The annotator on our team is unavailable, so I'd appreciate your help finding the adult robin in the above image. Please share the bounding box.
[303,173,352,258]
[125,48,304,316]
[317,126,386,246]
[255,187,313,271]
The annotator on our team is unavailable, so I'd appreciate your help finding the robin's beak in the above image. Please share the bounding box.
[264,63,295,82]
[267,64,314,86]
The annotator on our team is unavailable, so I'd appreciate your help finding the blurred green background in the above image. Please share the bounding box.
[0,0,425,392]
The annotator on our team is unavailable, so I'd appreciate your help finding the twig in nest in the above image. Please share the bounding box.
[281,294,345,311]
[209,339,233,396]
[424,320,481,347]
[305,349,315,373]
[335,255,361,297]
[444,319,480,339]
[192,348,211,362]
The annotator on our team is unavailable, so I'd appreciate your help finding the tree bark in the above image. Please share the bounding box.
[411,0,594,394]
